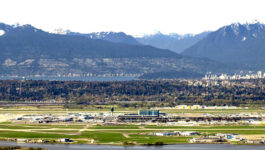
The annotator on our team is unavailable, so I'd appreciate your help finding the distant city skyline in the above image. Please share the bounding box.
[0,0,265,36]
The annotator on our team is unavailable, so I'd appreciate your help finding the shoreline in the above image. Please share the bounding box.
[0,139,264,146]
[1,141,265,150]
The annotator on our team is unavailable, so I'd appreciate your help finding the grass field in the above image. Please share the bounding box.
[0,122,264,145]
[0,105,264,145]
[0,130,191,144]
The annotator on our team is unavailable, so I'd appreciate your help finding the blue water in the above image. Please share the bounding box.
[0,76,135,81]
[0,141,264,150]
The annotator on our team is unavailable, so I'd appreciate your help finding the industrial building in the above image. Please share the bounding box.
[139,110,159,116]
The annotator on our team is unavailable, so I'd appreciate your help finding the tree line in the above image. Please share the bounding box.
[0,79,264,106]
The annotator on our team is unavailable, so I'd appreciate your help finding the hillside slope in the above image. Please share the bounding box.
[182,22,265,70]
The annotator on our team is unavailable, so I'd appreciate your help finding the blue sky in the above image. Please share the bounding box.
[0,0,264,36]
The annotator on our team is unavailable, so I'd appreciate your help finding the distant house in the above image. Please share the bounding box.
[155,132,177,136]
[216,133,239,141]
[58,138,73,142]
[175,105,189,109]
[180,131,200,136]
[16,139,28,143]
[175,105,239,110]
[190,136,224,143]
[175,105,203,109]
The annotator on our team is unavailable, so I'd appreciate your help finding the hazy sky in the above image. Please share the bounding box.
[0,0,265,36]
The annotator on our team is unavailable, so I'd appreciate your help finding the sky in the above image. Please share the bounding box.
[0,0,265,36]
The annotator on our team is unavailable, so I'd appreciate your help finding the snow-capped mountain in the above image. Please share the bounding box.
[218,21,265,39]
[0,22,228,78]
[182,22,265,69]
[50,28,71,35]
[136,31,210,53]
[67,31,141,45]
[0,30,5,36]
[0,23,43,34]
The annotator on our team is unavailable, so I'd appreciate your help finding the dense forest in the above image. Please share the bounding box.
[0,79,264,107]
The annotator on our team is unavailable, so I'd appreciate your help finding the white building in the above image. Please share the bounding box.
[180,131,200,136]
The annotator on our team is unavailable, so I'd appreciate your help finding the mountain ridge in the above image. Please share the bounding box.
[0,22,227,78]
[0,23,179,59]
[136,31,210,53]
[181,22,265,70]
[67,31,141,45]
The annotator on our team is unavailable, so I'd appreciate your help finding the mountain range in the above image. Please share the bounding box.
[136,32,210,53]
[50,21,265,73]
[0,22,224,78]
[67,31,141,45]
[1,21,265,79]
[67,30,210,54]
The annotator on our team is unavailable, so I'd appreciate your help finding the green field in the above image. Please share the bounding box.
[0,130,191,145]
[0,123,264,145]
